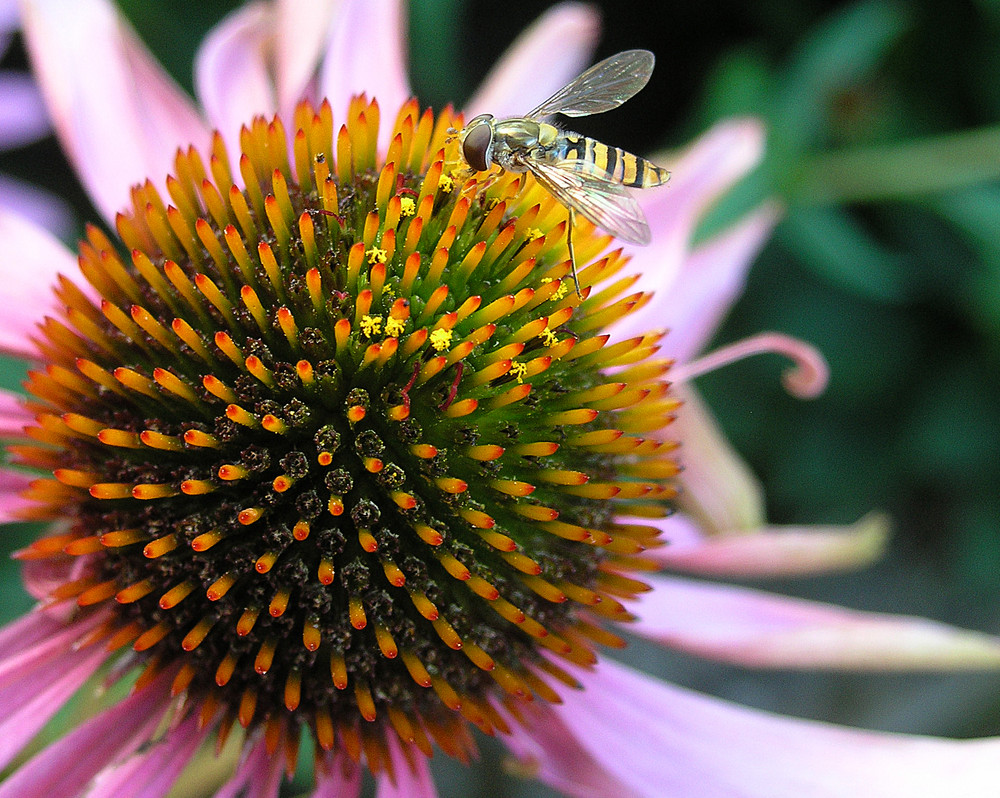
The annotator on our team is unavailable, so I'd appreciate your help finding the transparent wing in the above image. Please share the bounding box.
[526,49,655,119]
[522,156,651,245]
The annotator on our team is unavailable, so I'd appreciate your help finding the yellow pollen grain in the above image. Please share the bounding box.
[438,174,454,192]
[366,246,387,265]
[524,227,544,241]
[399,196,416,216]
[429,328,453,351]
[384,317,405,337]
[510,362,528,383]
[540,326,559,347]
[359,315,383,338]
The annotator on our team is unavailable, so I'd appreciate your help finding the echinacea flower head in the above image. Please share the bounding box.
[7,2,1000,797]
[9,91,677,783]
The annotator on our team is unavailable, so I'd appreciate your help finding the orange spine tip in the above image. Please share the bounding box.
[116,579,155,604]
[181,479,215,495]
[358,530,378,552]
[501,550,543,575]
[414,524,443,546]
[438,554,470,581]
[432,617,463,650]
[132,483,179,500]
[318,559,336,584]
[460,509,496,529]
[382,560,406,587]
[159,581,195,609]
[255,639,277,675]
[303,622,322,651]
[238,506,264,525]
[269,588,290,617]
[206,573,237,601]
[349,597,367,630]
[191,530,223,551]
[237,608,260,636]
[375,625,398,659]
[143,534,178,558]
[133,622,170,652]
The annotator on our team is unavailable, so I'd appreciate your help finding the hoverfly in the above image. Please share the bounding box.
[458,49,670,296]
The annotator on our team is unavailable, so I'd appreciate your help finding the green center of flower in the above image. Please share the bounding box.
[17,97,677,767]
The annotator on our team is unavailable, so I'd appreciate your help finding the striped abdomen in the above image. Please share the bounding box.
[555,132,670,188]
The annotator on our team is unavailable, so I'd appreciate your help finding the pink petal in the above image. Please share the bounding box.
[648,512,890,578]
[0,0,17,37]
[630,573,1000,670]
[275,0,339,113]
[311,751,361,797]
[374,734,437,798]
[0,210,81,358]
[648,202,780,361]
[21,0,209,224]
[0,71,50,148]
[0,468,34,521]
[502,706,640,798]
[0,607,106,685]
[0,637,107,770]
[0,388,31,437]
[21,551,95,602]
[0,669,174,798]
[667,385,766,534]
[85,712,210,798]
[526,658,1000,798]
[0,173,75,238]
[618,118,767,331]
[194,2,278,151]
[215,733,286,798]
[463,2,601,120]
[318,0,410,142]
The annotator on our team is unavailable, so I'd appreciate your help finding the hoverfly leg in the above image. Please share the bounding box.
[566,206,582,298]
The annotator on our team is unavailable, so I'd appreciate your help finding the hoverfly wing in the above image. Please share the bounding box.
[523,156,652,245]
[526,49,655,120]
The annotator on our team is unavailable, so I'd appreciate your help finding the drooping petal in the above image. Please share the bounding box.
[522,658,1000,798]
[194,2,278,152]
[0,70,50,148]
[463,2,600,120]
[0,468,34,521]
[214,733,286,798]
[0,388,31,437]
[275,0,339,113]
[84,712,211,798]
[0,173,74,238]
[631,573,1000,670]
[668,385,766,534]
[648,512,890,577]
[0,636,107,771]
[0,210,82,358]
[374,734,437,798]
[641,202,780,361]
[21,0,209,223]
[318,0,410,140]
[620,118,767,318]
[0,669,174,798]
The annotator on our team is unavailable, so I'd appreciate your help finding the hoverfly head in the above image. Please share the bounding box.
[460,114,495,172]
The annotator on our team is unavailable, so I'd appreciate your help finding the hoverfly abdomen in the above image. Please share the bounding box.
[555,135,670,190]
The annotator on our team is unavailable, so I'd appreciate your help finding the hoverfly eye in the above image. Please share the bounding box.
[462,123,493,172]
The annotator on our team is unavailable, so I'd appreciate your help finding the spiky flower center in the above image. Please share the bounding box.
[16,97,677,769]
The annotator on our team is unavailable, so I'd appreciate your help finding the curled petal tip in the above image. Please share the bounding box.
[673,332,830,400]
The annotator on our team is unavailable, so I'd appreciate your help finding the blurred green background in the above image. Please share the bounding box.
[3,0,1000,795]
